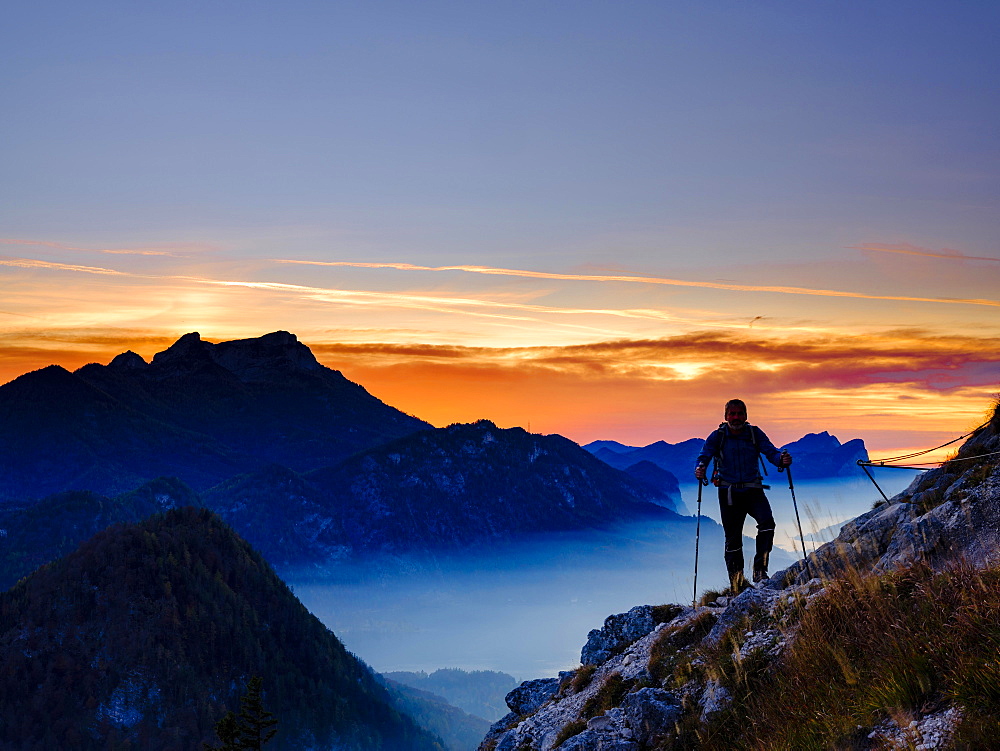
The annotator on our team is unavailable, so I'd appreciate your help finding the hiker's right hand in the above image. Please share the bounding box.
[694,465,706,480]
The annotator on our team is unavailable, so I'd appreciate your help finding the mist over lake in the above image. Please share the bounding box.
[291,471,919,680]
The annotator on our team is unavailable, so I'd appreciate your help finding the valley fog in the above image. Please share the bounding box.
[291,472,919,681]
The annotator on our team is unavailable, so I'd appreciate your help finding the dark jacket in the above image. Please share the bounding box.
[696,424,783,485]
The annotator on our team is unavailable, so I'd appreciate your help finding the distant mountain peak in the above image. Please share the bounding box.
[108,350,149,371]
[150,331,216,372]
[17,363,74,382]
[2,364,110,407]
[147,330,322,382]
[213,330,322,380]
[586,432,866,480]
[793,430,839,446]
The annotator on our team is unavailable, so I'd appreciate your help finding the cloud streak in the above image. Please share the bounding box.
[271,258,1000,309]
[309,330,999,448]
[0,256,744,334]
[0,238,209,257]
[853,243,1000,263]
[0,257,127,275]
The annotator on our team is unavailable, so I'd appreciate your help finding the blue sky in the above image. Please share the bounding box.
[5,1,996,253]
[2,1,998,450]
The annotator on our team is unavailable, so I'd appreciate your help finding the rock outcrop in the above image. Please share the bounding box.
[481,408,1000,750]
[581,606,661,666]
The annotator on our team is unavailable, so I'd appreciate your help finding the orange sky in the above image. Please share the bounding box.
[2,239,998,460]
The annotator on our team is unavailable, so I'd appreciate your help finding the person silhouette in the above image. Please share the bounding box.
[694,399,791,591]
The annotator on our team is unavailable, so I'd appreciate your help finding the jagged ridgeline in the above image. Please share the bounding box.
[0,507,443,750]
[481,404,1000,750]
[0,331,430,502]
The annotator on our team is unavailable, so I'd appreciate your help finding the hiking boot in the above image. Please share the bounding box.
[729,570,750,595]
[753,568,768,584]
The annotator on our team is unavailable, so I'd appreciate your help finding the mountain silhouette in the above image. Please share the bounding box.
[0,331,429,502]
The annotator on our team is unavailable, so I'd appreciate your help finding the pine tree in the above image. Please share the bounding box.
[203,711,240,751]
[237,676,278,750]
[205,676,277,750]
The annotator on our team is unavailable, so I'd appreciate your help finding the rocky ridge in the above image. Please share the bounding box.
[481,407,1000,750]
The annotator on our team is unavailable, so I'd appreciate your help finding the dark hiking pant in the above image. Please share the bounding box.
[718,487,775,579]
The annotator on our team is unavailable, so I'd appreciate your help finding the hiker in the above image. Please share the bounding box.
[694,399,791,591]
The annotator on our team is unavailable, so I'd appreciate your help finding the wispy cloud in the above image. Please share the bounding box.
[853,243,1000,263]
[0,238,210,257]
[0,257,127,275]
[0,257,740,335]
[185,277,677,336]
[271,258,1000,308]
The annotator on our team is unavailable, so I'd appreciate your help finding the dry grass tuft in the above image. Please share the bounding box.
[649,609,718,684]
[581,673,636,720]
[568,664,597,694]
[697,588,727,606]
[551,718,587,747]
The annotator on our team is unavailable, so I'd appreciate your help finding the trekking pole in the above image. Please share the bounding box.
[692,475,708,608]
[779,461,812,580]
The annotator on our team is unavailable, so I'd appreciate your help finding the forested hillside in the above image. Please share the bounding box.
[0,507,442,750]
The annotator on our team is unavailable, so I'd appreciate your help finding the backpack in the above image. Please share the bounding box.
[711,423,768,486]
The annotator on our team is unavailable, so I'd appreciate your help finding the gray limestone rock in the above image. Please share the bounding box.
[702,586,775,649]
[839,502,919,550]
[779,501,924,585]
[621,688,682,744]
[495,731,536,751]
[581,606,656,666]
[505,678,560,716]
[485,712,519,740]
[699,679,732,723]
[586,715,615,731]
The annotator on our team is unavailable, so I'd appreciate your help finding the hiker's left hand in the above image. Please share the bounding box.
[780,451,792,467]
